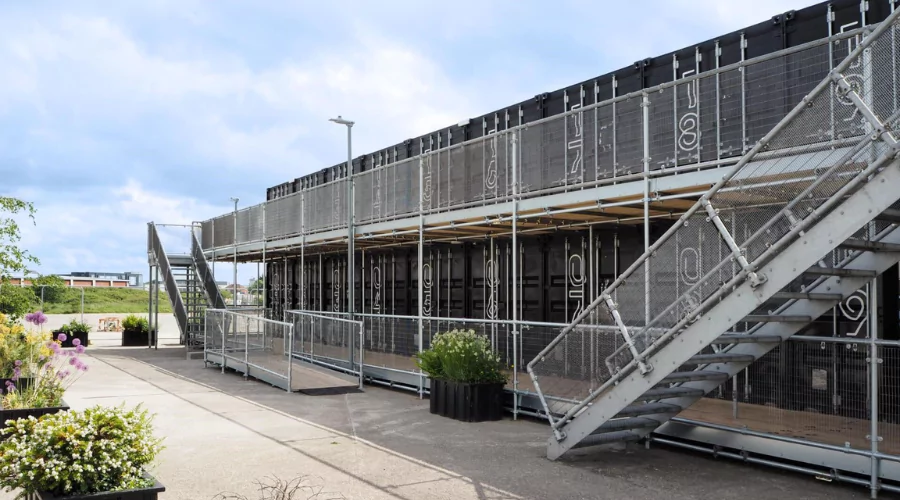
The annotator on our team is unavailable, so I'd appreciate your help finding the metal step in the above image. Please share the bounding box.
[875,208,900,224]
[772,291,843,301]
[639,386,705,401]
[742,314,812,323]
[570,430,644,450]
[592,417,659,434]
[713,333,783,344]
[660,370,729,384]
[804,266,877,278]
[684,353,756,365]
[615,402,682,418]
[840,239,900,253]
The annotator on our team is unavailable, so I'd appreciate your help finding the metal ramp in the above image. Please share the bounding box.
[527,11,900,461]
[147,223,227,352]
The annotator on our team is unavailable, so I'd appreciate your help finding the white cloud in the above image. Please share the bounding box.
[0,0,843,287]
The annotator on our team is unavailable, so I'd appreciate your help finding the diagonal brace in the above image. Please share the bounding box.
[701,198,767,287]
[833,73,900,150]
[603,293,653,375]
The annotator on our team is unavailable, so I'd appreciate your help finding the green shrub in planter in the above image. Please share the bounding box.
[414,329,507,422]
[0,404,165,498]
[52,319,91,348]
[121,314,152,347]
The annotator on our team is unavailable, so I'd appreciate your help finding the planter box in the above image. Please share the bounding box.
[1,400,69,436]
[429,379,503,422]
[0,377,33,395]
[52,331,89,348]
[26,472,165,499]
[122,329,155,347]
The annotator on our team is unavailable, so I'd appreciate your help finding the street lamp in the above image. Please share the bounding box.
[329,116,354,321]
[230,197,239,307]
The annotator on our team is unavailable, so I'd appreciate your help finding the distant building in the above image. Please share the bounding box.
[7,275,126,288]
[69,271,143,288]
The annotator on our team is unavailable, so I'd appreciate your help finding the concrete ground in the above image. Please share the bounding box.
[0,315,881,498]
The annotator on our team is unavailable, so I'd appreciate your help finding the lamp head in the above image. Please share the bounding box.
[329,115,354,126]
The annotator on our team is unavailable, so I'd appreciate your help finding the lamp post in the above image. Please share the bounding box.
[329,116,354,321]
[230,197,239,307]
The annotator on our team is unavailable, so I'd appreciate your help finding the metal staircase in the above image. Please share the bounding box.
[527,11,900,460]
[147,223,227,349]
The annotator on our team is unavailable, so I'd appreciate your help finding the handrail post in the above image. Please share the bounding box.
[287,322,294,393]
[358,321,365,391]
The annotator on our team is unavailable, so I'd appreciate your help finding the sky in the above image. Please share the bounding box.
[0,0,813,286]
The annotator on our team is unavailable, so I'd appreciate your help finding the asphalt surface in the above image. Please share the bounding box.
[87,345,879,500]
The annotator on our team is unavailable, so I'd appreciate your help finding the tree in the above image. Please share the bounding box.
[31,274,67,303]
[0,285,36,322]
[0,197,39,281]
[248,278,264,294]
[0,197,39,321]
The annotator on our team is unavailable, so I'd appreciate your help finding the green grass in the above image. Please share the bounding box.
[38,288,173,314]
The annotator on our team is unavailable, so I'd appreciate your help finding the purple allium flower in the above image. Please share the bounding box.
[13,360,22,367]
[81,365,89,372]
[75,345,85,354]
[68,357,77,366]
[72,338,81,347]
[25,311,47,326]
[4,380,12,387]
[57,333,67,342]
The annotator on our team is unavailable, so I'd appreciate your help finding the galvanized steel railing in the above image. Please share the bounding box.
[197,23,881,253]
[527,9,900,432]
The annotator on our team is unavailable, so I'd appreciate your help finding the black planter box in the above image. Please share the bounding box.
[52,331,89,348]
[25,473,165,499]
[429,379,503,422]
[1,400,70,438]
[122,329,155,347]
[0,377,33,395]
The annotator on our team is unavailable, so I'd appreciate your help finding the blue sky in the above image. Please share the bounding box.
[0,0,811,286]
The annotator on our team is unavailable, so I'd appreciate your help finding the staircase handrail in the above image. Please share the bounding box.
[527,9,900,434]
[148,223,189,336]
[191,229,227,310]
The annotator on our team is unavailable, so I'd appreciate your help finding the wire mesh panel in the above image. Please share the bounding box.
[211,214,234,248]
[287,310,364,388]
[204,309,294,390]
[360,315,419,373]
[200,220,214,250]
[529,13,900,428]
[305,180,348,232]
[265,194,302,240]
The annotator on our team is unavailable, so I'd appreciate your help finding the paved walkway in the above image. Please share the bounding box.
[2,344,870,499]
[49,353,522,500]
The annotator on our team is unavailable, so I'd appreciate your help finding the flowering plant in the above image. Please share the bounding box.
[1,332,88,409]
[0,404,164,497]
[0,312,51,381]
[414,329,507,384]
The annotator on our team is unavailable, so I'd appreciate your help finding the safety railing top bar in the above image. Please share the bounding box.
[198,24,873,250]
[528,10,900,433]
[311,309,627,331]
